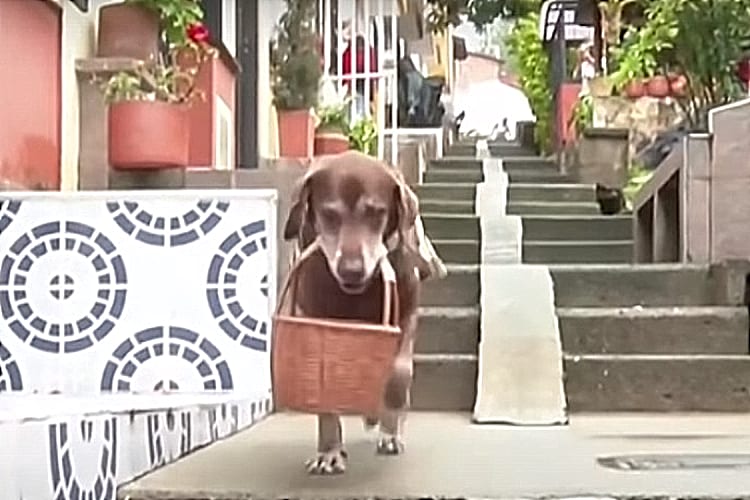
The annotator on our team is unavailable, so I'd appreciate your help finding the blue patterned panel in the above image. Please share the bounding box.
[206,220,270,353]
[0,221,127,354]
[100,326,233,392]
[106,200,229,247]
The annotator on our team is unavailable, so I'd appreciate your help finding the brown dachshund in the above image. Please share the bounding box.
[282,151,444,474]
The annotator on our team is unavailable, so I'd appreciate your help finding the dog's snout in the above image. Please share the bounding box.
[337,256,365,283]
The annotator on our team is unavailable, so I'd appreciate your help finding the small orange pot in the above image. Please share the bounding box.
[314,130,350,155]
[647,75,670,98]
[278,109,315,158]
[669,73,688,97]
[108,101,189,169]
[623,79,646,99]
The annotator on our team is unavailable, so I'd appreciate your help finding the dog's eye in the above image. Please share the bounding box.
[364,206,387,219]
[320,208,341,227]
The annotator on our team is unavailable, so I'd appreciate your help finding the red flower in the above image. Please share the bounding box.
[186,23,210,44]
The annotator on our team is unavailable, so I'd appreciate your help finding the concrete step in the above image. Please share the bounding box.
[423,214,478,240]
[433,239,633,264]
[508,201,601,215]
[432,239,478,264]
[549,264,718,307]
[510,183,595,203]
[411,353,477,411]
[447,143,536,157]
[423,169,574,185]
[423,214,631,242]
[502,156,558,170]
[564,354,750,412]
[415,183,475,202]
[559,306,749,355]
[523,240,633,264]
[416,306,479,354]
[429,158,484,170]
[420,199,474,215]
[522,215,632,241]
[420,264,479,307]
[430,156,557,170]
[419,200,600,216]
[424,169,484,184]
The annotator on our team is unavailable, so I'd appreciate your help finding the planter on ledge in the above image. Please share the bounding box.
[277,109,315,158]
[668,73,688,97]
[623,79,646,99]
[314,127,350,155]
[646,75,670,98]
[97,3,160,61]
[108,101,189,170]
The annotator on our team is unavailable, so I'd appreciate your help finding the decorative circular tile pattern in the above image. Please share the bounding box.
[0,199,21,234]
[106,199,229,247]
[49,417,117,500]
[206,220,270,353]
[0,342,22,392]
[100,325,233,392]
[0,221,127,354]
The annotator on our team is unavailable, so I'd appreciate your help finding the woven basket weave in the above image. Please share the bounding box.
[272,243,401,415]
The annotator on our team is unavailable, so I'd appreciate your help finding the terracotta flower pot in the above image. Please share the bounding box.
[108,101,189,169]
[668,74,688,97]
[97,3,160,61]
[278,109,315,158]
[314,129,350,156]
[623,79,646,99]
[646,75,670,98]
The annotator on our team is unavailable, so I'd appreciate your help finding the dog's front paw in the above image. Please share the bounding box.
[305,449,348,475]
[376,434,404,455]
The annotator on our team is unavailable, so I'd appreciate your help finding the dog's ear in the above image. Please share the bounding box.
[386,167,418,241]
[283,165,322,241]
[395,182,419,232]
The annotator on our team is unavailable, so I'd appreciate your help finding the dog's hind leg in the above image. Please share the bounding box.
[306,414,347,475]
[363,415,379,431]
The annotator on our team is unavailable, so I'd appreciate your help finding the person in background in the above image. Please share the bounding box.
[575,40,596,96]
[340,20,378,121]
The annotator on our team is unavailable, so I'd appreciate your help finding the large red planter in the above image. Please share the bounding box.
[108,101,189,169]
[97,3,160,61]
[277,109,314,158]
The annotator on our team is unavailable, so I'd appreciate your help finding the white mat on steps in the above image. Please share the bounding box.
[473,264,568,425]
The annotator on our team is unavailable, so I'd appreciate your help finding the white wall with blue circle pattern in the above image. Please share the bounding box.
[0,189,278,500]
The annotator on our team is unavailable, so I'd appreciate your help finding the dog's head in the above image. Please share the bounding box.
[284,151,417,294]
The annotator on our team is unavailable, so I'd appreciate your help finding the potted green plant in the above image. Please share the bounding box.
[100,29,217,169]
[270,0,322,158]
[348,116,378,156]
[610,28,653,98]
[97,0,203,61]
[314,103,351,155]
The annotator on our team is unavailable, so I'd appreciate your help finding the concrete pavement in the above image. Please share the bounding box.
[120,412,750,499]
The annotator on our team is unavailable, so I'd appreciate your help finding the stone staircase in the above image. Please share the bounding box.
[411,141,750,414]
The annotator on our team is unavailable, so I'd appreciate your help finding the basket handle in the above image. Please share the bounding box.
[276,239,322,317]
[379,258,400,328]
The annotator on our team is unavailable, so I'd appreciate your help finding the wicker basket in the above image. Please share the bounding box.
[272,244,401,415]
